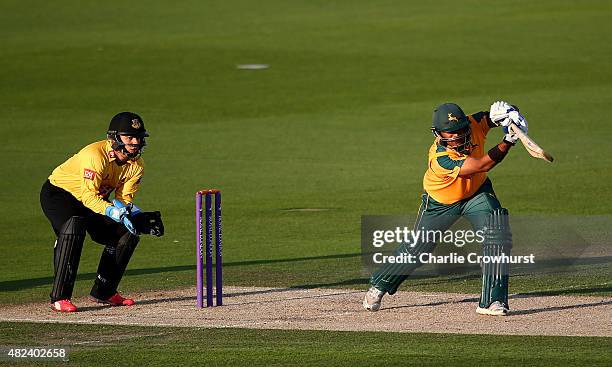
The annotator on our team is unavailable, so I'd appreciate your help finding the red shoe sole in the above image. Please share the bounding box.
[50,304,77,312]
[89,296,135,306]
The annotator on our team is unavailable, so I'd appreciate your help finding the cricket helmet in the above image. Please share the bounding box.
[107,112,148,159]
[431,103,472,155]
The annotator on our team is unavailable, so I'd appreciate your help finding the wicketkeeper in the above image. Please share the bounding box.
[363,101,528,316]
[40,112,164,312]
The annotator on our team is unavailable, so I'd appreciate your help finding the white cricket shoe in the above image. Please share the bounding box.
[476,301,509,316]
[363,286,385,312]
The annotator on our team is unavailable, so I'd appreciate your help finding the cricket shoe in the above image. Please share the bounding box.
[50,299,78,312]
[89,292,135,306]
[363,286,385,312]
[476,301,509,316]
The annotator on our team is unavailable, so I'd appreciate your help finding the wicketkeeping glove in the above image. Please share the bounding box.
[105,203,137,235]
[132,211,165,237]
[112,199,164,236]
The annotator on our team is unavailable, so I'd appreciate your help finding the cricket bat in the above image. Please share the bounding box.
[508,123,554,163]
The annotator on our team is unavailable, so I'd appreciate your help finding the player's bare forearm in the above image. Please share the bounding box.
[458,140,513,177]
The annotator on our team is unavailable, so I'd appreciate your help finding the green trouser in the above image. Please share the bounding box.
[370,179,509,307]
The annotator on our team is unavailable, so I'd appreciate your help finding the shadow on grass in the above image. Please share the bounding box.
[511,285,612,297]
[508,300,612,315]
[2,254,610,294]
[291,278,369,289]
[0,253,364,292]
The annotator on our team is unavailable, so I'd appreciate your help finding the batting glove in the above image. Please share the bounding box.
[489,101,516,126]
[507,110,529,134]
[502,126,518,145]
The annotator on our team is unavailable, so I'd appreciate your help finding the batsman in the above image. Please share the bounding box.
[363,101,528,316]
[40,112,164,312]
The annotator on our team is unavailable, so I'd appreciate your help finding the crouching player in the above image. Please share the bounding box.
[364,101,528,316]
[40,112,164,312]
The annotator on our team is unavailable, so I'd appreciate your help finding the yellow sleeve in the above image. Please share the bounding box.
[115,164,144,204]
[79,150,112,215]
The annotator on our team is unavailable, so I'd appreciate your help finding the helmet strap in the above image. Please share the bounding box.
[432,129,472,155]
[107,133,145,160]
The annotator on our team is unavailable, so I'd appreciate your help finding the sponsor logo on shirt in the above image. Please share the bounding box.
[83,169,96,180]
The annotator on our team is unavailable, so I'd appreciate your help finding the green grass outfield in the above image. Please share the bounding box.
[0,0,610,364]
[0,322,611,367]
[1,0,610,303]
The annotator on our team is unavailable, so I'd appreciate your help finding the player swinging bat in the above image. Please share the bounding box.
[363,101,539,316]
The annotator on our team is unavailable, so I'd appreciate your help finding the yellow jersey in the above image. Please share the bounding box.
[49,140,144,215]
[423,112,492,204]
